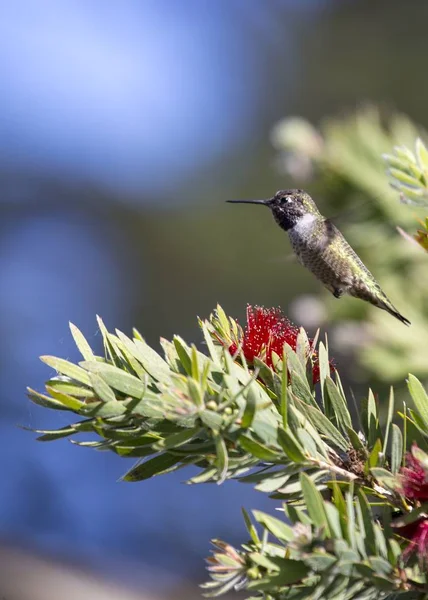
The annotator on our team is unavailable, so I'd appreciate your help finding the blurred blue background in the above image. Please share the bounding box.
[2,0,428,594]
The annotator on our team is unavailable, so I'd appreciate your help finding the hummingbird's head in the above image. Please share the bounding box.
[227,189,320,231]
[267,189,320,231]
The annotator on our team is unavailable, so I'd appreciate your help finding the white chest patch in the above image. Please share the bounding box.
[291,213,317,236]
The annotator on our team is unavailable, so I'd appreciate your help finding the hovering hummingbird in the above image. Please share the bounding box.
[227,189,410,326]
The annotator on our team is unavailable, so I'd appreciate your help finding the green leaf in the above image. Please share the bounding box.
[289,405,328,459]
[241,382,258,429]
[200,410,223,432]
[187,378,204,408]
[69,323,95,361]
[347,427,365,452]
[382,387,394,462]
[302,403,349,452]
[83,400,127,418]
[80,362,145,397]
[296,428,318,459]
[373,525,388,560]
[190,345,200,381]
[45,385,84,411]
[370,467,397,491]
[356,491,375,555]
[317,342,329,403]
[345,490,357,551]
[407,374,428,430]
[252,510,294,542]
[367,389,379,448]
[382,153,411,172]
[283,343,310,391]
[241,507,260,545]
[96,315,121,365]
[215,436,229,484]
[34,425,77,441]
[393,145,416,163]
[215,304,231,336]
[295,327,310,370]
[119,332,171,381]
[255,473,290,493]
[112,336,147,380]
[277,428,306,463]
[300,472,330,534]
[324,503,342,539]
[40,356,91,386]
[324,377,352,432]
[198,319,221,366]
[27,387,76,411]
[45,379,95,398]
[154,426,201,450]
[303,552,336,572]
[390,424,403,475]
[123,453,183,481]
[89,373,117,403]
[239,435,280,462]
[416,137,428,170]
[246,559,309,590]
[388,167,421,188]
[188,467,218,484]
[174,336,192,374]
[368,438,382,468]
[289,370,317,408]
[331,483,347,531]
[280,348,288,429]
[249,552,280,571]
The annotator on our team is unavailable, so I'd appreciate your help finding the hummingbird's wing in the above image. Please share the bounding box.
[308,218,377,288]
[311,218,343,254]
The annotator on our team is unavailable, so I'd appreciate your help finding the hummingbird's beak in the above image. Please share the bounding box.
[226,199,270,206]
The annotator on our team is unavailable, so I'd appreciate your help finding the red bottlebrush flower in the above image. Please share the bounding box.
[228,305,329,384]
[400,444,428,501]
[397,517,428,567]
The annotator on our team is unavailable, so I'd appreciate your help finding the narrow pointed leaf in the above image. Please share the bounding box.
[27,387,76,411]
[239,435,280,462]
[215,436,229,484]
[407,374,428,430]
[241,383,258,429]
[123,453,183,481]
[40,356,91,386]
[325,377,352,431]
[80,362,145,397]
[280,348,288,428]
[300,472,330,534]
[241,507,260,545]
[174,336,192,375]
[69,323,95,361]
[390,424,403,474]
[277,428,306,462]
[252,510,294,542]
[45,385,84,411]
[89,373,117,403]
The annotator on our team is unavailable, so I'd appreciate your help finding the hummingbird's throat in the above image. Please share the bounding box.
[291,213,317,234]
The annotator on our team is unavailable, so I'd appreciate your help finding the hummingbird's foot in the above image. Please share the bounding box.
[333,287,344,299]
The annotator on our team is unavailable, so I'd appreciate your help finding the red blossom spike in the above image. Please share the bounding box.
[397,518,428,567]
[228,305,332,384]
[400,444,428,501]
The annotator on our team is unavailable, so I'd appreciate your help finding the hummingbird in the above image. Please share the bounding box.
[227,189,410,326]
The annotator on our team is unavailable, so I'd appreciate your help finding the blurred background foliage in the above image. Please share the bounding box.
[1,0,428,597]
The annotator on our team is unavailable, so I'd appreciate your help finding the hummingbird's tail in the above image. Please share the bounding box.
[349,287,411,326]
[378,297,411,326]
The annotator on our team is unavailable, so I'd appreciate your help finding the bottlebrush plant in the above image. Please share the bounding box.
[27,304,428,599]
